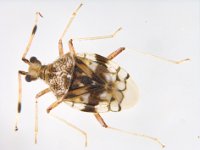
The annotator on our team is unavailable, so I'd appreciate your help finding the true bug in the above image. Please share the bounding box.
[15,3,190,148]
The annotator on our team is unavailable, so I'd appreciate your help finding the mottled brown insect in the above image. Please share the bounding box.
[15,3,190,148]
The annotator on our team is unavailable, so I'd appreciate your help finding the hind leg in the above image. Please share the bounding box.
[94,113,165,148]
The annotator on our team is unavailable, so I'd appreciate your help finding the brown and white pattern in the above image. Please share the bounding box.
[63,53,139,113]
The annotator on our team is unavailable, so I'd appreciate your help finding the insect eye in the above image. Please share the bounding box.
[30,56,41,65]
[30,57,38,63]
[25,75,32,82]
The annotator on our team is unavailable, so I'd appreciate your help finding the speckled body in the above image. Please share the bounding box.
[42,53,75,98]
[38,52,139,113]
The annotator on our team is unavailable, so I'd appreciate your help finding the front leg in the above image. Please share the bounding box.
[68,39,76,55]
[58,3,83,57]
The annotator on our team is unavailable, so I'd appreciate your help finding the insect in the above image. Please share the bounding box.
[15,3,190,148]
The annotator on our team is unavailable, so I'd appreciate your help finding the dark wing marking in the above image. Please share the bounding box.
[64,53,139,113]
[75,56,104,84]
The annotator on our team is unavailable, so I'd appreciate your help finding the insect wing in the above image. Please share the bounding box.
[64,53,139,113]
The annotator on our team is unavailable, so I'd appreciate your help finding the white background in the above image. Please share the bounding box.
[0,0,200,150]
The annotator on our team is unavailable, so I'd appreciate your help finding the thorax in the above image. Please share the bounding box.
[43,53,75,97]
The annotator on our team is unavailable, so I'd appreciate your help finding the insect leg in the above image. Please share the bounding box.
[72,27,122,41]
[34,88,51,144]
[46,85,100,113]
[21,12,43,59]
[107,47,125,60]
[94,113,165,148]
[46,75,86,113]
[126,48,190,64]
[46,95,65,113]
[47,86,95,113]
[58,3,83,57]
[49,113,87,147]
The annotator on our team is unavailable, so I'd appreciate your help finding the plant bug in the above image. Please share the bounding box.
[15,3,190,148]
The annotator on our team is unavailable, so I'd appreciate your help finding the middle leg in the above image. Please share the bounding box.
[49,113,87,147]
[107,47,125,60]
